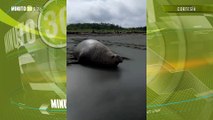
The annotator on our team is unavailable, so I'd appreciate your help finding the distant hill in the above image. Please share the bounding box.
[67,23,146,34]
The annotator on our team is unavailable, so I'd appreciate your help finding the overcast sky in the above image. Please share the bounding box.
[67,0,146,28]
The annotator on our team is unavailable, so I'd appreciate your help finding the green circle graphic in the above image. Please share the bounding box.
[38,0,66,48]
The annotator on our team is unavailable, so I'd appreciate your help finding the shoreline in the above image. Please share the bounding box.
[67,32,146,36]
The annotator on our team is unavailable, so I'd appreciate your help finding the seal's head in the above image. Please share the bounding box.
[100,52,123,66]
[111,54,123,64]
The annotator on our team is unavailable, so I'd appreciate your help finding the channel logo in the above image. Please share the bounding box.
[10,5,40,12]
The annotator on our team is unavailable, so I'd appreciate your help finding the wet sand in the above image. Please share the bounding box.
[67,34,146,120]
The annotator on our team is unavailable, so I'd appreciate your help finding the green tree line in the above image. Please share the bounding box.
[67,23,146,34]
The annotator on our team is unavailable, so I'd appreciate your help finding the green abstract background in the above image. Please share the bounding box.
[0,0,66,119]
[147,0,213,120]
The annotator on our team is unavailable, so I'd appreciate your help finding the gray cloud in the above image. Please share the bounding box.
[67,0,146,28]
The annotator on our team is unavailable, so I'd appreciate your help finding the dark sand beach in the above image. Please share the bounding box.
[67,33,146,120]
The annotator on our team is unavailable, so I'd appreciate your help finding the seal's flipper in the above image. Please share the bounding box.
[67,59,79,65]
[122,56,130,60]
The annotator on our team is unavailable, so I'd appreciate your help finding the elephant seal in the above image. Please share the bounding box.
[73,39,123,67]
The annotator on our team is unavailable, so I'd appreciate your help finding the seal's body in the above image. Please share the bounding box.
[73,39,123,67]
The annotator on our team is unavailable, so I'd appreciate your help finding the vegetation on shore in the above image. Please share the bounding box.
[67,23,146,34]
